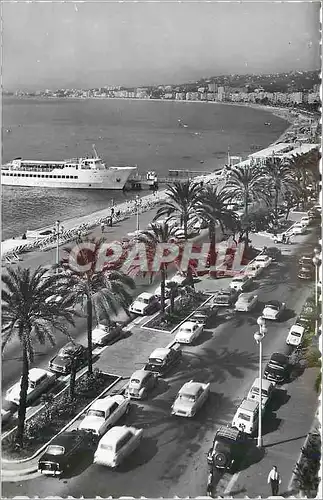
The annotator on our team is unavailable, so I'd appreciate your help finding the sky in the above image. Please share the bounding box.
[2,1,321,90]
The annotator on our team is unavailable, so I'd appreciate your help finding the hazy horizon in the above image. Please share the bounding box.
[2,1,320,90]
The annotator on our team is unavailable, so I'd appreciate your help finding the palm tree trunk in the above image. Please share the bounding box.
[86,292,93,375]
[244,190,249,247]
[16,341,29,447]
[209,223,216,268]
[69,358,77,400]
[160,265,166,313]
[274,187,279,224]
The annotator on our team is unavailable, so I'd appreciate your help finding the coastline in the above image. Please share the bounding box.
[1,102,316,257]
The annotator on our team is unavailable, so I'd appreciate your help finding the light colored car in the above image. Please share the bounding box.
[300,216,310,227]
[247,377,275,409]
[232,399,262,435]
[92,323,122,346]
[229,275,252,292]
[154,273,189,298]
[235,293,258,312]
[174,321,204,344]
[171,380,210,417]
[286,324,305,347]
[291,223,306,235]
[5,368,56,406]
[244,264,263,279]
[129,292,160,315]
[1,408,12,425]
[262,300,285,320]
[78,395,130,436]
[254,255,273,269]
[125,369,157,399]
[93,425,143,468]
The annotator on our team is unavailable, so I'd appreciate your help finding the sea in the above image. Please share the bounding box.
[2,97,288,240]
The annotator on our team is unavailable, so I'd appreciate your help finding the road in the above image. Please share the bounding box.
[2,228,318,498]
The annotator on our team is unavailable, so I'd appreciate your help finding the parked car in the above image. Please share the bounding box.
[38,430,90,476]
[262,300,285,321]
[286,324,305,347]
[125,369,157,400]
[263,247,282,261]
[232,399,262,435]
[78,395,130,436]
[190,305,218,327]
[235,293,258,312]
[92,323,123,346]
[49,342,88,374]
[6,368,56,406]
[272,233,292,244]
[299,255,314,267]
[174,321,204,344]
[144,347,182,377]
[298,266,314,280]
[129,292,160,316]
[229,275,252,293]
[291,223,306,235]
[154,273,190,298]
[253,255,273,269]
[300,216,311,227]
[264,353,290,383]
[93,425,143,468]
[171,380,210,417]
[244,263,263,279]
[247,377,275,409]
[207,426,247,471]
[212,289,238,307]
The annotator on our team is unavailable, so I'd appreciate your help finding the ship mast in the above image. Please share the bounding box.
[92,144,99,158]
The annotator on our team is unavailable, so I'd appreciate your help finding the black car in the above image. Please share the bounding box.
[190,304,218,327]
[207,426,247,471]
[298,266,314,280]
[38,430,91,476]
[264,353,289,383]
[49,342,88,375]
[144,346,182,377]
[212,289,238,307]
[263,247,282,261]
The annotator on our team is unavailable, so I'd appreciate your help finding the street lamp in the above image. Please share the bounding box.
[313,248,321,336]
[254,316,268,448]
[54,220,64,270]
[135,195,140,232]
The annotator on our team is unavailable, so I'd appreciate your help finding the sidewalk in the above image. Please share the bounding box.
[217,367,319,498]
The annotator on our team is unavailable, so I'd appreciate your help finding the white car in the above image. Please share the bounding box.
[235,293,258,312]
[154,273,189,298]
[286,324,305,347]
[129,292,160,315]
[232,399,262,435]
[93,425,143,468]
[291,223,306,235]
[254,255,273,269]
[78,395,130,436]
[5,368,56,406]
[171,380,210,417]
[262,300,285,320]
[92,323,122,346]
[300,216,310,227]
[247,378,275,409]
[174,321,204,344]
[229,275,252,292]
[244,264,263,279]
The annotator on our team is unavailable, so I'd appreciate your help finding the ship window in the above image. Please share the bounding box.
[62,175,65,179]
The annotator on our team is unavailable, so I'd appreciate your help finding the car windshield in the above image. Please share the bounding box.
[291,331,301,337]
[137,297,150,304]
[179,393,196,402]
[46,445,65,456]
[130,378,141,385]
[100,444,113,451]
[233,278,244,283]
[59,345,77,357]
[269,361,284,370]
[87,409,105,418]
[266,304,279,310]
[148,358,163,365]
[180,327,191,333]
[237,412,251,422]
[251,387,268,396]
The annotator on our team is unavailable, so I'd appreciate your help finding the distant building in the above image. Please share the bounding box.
[206,93,216,101]
[186,92,199,101]
[197,87,206,93]
[289,92,303,104]
[208,83,217,92]
[175,92,186,100]
[307,92,320,104]
[163,93,174,99]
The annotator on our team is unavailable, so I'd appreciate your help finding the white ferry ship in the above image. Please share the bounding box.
[1,146,138,190]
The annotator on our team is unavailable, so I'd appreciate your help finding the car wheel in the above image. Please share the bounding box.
[214,452,227,468]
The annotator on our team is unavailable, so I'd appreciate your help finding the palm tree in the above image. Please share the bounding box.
[224,162,268,246]
[2,267,76,446]
[289,151,320,209]
[195,185,239,268]
[61,237,136,375]
[154,180,203,240]
[139,223,179,312]
[264,157,299,224]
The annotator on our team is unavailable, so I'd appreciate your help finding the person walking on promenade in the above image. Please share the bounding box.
[101,222,105,233]
[267,465,281,496]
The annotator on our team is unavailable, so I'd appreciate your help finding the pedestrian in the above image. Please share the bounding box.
[282,233,286,244]
[101,222,105,233]
[267,465,281,496]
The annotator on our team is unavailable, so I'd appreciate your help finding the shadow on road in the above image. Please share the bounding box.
[262,412,282,436]
[193,330,214,346]
[269,388,290,412]
[117,436,159,472]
